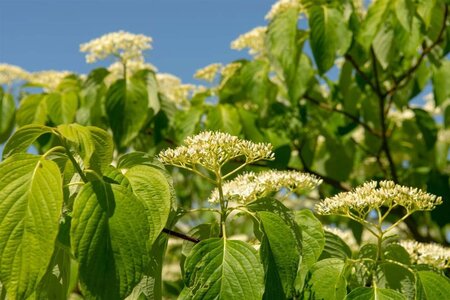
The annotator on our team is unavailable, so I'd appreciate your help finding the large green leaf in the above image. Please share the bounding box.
[77,68,109,126]
[416,271,450,299]
[0,154,63,299]
[376,262,415,299]
[16,94,47,127]
[357,0,391,50]
[182,238,264,299]
[372,23,395,69]
[320,230,353,260]
[346,287,406,300]
[309,6,352,74]
[71,181,151,299]
[105,77,148,149]
[57,124,113,173]
[2,125,54,159]
[0,89,15,143]
[46,92,78,125]
[258,211,300,299]
[307,258,347,300]
[413,108,437,150]
[294,209,325,291]
[205,104,242,135]
[432,60,450,106]
[123,165,172,245]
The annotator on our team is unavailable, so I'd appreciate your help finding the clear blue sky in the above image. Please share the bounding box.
[0,0,274,83]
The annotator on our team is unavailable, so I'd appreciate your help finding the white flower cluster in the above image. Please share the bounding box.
[208,170,322,204]
[158,131,274,172]
[156,73,198,106]
[194,63,222,82]
[0,64,29,86]
[221,62,242,79]
[316,181,442,216]
[80,31,152,64]
[399,240,450,269]
[231,27,266,56]
[28,70,71,91]
[265,0,302,20]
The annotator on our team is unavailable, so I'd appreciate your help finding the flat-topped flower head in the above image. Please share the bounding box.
[208,170,321,204]
[265,0,302,20]
[194,63,222,82]
[316,180,442,216]
[0,64,30,86]
[158,131,274,172]
[80,31,152,64]
[28,70,71,91]
[231,27,266,57]
[399,240,450,269]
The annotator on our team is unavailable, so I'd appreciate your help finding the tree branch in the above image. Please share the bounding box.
[162,228,200,243]
[344,54,381,97]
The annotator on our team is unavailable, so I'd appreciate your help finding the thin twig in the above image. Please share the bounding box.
[344,54,380,96]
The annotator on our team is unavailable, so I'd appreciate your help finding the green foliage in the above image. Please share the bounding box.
[0,0,449,298]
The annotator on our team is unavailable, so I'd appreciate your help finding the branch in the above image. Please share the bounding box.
[303,94,381,138]
[384,5,449,98]
[162,228,200,243]
[345,54,381,97]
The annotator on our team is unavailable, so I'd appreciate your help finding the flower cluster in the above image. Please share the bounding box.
[316,181,442,216]
[0,64,29,86]
[265,0,302,20]
[231,27,266,57]
[80,31,152,64]
[208,170,321,204]
[194,63,222,82]
[399,240,450,269]
[158,131,274,172]
[156,73,198,106]
[28,70,71,91]
[221,62,242,79]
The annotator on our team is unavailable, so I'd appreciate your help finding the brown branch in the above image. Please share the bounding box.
[384,5,449,98]
[162,228,200,243]
[303,94,381,138]
[345,54,380,97]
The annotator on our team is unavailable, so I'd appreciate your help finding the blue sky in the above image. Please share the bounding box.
[0,0,275,83]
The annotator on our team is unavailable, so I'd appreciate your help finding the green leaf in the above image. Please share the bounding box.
[206,104,242,136]
[105,77,148,149]
[0,154,63,299]
[0,89,15,143]
[181,223,220,257]
[182,238,264,299]
[309,6,352,74]
[432,60,450,106]
[320,230,353,260]
[123,165,172,245]
[16,94,47,127]
[71,181,151,300]
[376,262,415,298]
[357,0,391,50]
[346,287,406,300]
[395,0,414,31]
[416,271,450,299]
[2,124,53,159]
[77,68,109,126]
[258,211,300,299]
[372,23,395,69]
[294,209,325,291]
[46,92,78,125]
[383,244,411,265]
[172,106,203,143]
[57,124,113,173]
[308,258,347,300]
[413,108,438,150]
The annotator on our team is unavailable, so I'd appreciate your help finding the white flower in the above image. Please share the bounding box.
[28,70,71,91]
[265,0,302,20]
[80,31,152,64]
[156,73,196,106]
[316,180,442,216]
[158,131,274,173]
[399,240,450,269]
[194,63,222,82]
[231,27,266,57]
[208,170,322,204]
[0,64,29,86]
